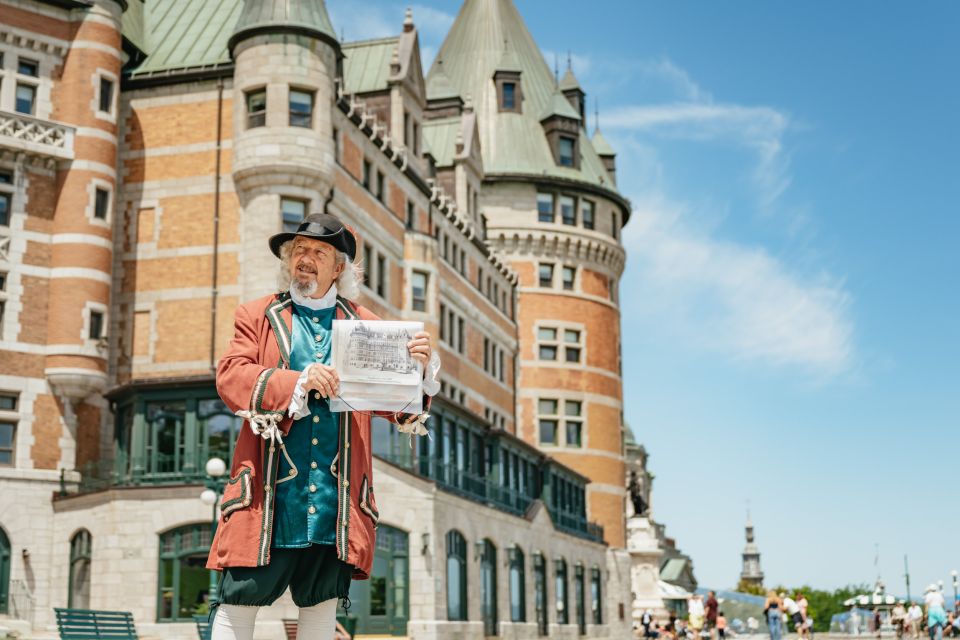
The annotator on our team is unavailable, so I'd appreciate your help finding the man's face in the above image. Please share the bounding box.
[289,237,344,297]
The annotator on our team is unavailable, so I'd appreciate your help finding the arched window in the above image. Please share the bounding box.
[509,546,526,622]
[480,539,497,635]
[555,557,568,624]
[158,523,212,622]
[590,566,603,624]
[68,529,92,609]
[446,530,467,621]
[574,562,586,634]
[534,553,548,635]
[0,527,10,614]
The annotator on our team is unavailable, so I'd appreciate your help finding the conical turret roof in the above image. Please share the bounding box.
[592,128,615,157]
[427,0,616,190]
[229,0,337,53]
[559,67,582,92]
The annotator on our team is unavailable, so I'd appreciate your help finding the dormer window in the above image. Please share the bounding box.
[541,95,581,169]
[559,136,576,167]
[503,82,516,109]
[495,70,522,114]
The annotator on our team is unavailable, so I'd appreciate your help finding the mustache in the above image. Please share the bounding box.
[295,260,317,274]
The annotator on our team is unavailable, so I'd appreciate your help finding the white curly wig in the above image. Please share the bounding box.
[277,239,364,300]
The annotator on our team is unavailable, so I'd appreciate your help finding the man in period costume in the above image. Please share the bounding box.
[207,213,439,639]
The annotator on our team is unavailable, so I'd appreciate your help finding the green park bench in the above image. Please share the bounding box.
[54,608,138,639]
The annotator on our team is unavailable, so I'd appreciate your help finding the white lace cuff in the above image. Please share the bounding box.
[288,367,312,420]
[422,351,441,396]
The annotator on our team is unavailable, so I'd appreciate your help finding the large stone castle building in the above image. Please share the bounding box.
[0,0,635,637]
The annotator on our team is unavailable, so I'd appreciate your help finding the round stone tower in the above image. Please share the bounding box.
[44,0,125,407]
[228,0,341,299]
[428,0,631,547]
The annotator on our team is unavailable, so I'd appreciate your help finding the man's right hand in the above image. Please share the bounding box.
[304,364,340,398]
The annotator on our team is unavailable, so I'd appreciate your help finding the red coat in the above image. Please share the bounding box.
[206,292,426,579]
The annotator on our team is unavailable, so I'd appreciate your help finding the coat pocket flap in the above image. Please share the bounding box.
[220,467,253,517]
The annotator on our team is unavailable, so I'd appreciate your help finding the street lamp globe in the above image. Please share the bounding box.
[200,488,218,506]
[951,569,958,579]
[206,457,227,478]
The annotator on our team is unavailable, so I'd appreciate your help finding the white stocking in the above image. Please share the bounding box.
[210,604,260,640]
[297,598,338,639]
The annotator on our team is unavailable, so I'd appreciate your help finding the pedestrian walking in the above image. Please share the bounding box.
[764,590,783,640]
[706,591,720,640]
[910,602,925,639]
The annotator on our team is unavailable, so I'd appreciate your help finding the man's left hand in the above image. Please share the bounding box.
[407,331,432,369]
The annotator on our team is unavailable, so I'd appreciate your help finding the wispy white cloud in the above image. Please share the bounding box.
[621,195,854,375]
[632,57,712,102]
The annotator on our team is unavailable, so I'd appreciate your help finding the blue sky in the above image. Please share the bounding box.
[327,1,960,593]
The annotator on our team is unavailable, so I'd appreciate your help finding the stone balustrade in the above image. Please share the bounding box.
[0,109,75,162]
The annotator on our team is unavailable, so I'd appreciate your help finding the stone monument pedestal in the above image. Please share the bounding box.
[628,516,668,624]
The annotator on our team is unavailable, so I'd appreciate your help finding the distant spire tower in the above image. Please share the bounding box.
[740,511,765,588]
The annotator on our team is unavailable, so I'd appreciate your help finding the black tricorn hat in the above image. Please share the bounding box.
[268,213,357,261]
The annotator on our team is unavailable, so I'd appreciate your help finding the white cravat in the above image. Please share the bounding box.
[288,282,338,310]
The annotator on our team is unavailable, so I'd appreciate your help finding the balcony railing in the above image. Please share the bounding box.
[377,453,604,542]
[0,109,75,161]
[60,451,210,495]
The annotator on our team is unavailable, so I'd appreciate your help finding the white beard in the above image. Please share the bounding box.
[290,278,318,297]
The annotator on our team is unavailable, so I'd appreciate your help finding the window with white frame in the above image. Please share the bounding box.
[581,199,595,230]
[245,88,266,128]
[564,401,583,447]
[538,399,559,445]
[94,187,110,220]
[376,253,387,298]
[0,270,7,335]
[537,192,554,223]
[411,270,428,312]
[98,76,114,114]
[281,197,307,233]
[88,309,105,341]
[561,265,576,291]
[0,391,18,466]
[538,263,554,288]
[15,82,36,115]
[563,329,582,363]
[560,195,576,225]
[537,327,558,361]
[538,398,583,448]
[0,169,13,227]
[289,88,313,128]
[537,325,584,363]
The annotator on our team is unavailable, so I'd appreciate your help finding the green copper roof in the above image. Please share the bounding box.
[660,558,689,582]
[592,128,615,156]
[541,90,580,121]
[496,46,522,72]
[342,37,398,94]
[229,0,337,52]
[558,67,581,92]
[423,117,460,167]
[124,0,338,78]
[427,0,616,189]
[426,63,460,100]
[121,0,146,54]
[126,0,242,76]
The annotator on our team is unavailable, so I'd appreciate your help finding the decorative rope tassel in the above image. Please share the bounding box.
[395,412,430,437]
[235,410,285,446]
